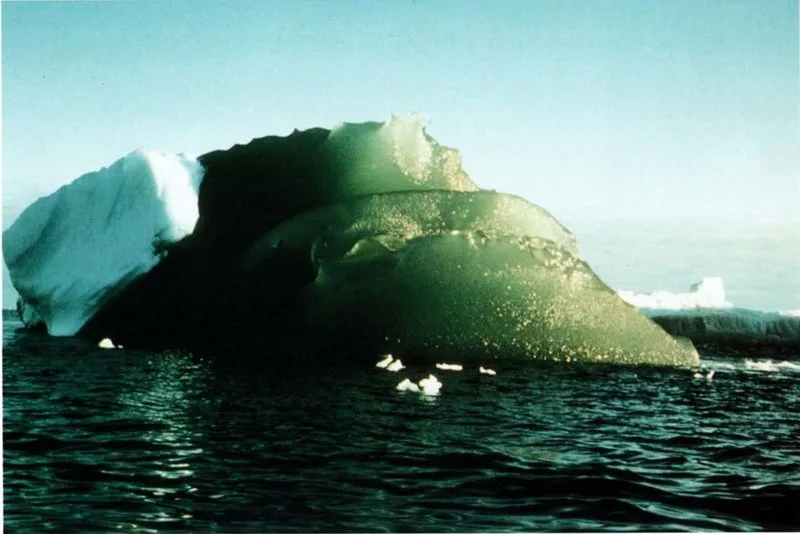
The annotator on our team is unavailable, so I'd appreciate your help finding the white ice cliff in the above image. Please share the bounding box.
[2,150,204,335]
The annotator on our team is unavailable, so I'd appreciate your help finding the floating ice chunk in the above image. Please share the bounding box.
[16,297,44,329]
[98,338,116,349]
[479,366,496,375]
[436,363,463,371]
[418,374,442,396]
[777,361,800,371]
[396,378,420,392]
[386,359,406,372]
[619,277,732,310]
[3,150,204,336]
[693,370,714,380]
[376,354,394,368]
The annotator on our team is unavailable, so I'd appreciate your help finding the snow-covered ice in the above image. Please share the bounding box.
[3,150,204,336]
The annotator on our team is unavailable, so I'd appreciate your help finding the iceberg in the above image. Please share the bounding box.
[621,279,800,351]
[4,115,700,367]
[2,150,203,335]
[618,277,731,310]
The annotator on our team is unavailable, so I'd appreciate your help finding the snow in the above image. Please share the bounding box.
[3,150,204,336]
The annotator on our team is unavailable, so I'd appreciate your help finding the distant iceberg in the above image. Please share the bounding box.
[3,150,203,335]
[618,277,731,310]
[619,278,799,351]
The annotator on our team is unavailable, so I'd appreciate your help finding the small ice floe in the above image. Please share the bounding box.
[396,378,420,393]
[693,370,715,380]
[386,359,406,372]
[435,363,463,371]
[479,366,496,375]
[98,338,116,349]
[418,374,442,396]
[376,354,394,368]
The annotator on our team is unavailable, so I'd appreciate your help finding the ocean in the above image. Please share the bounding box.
[3,219,799,532]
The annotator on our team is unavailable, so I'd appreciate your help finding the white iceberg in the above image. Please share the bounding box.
[621,278,800,348]
[618,276,731,310]
[3,150,204,336]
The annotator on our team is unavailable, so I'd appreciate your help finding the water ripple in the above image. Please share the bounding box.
[4,322,800,531]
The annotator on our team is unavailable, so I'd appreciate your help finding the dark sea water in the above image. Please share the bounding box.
[4,312,800,532]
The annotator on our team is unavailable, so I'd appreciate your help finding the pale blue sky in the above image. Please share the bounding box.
[2,0,799,307]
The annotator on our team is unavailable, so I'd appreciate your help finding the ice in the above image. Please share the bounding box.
[3,116,702,367]
[418,375,442,396]
[621,278,800,348]
[16,297,43,329]
[396,378,420,393]
[251,190,699,367]
[618,277,731,310]
[386,359,406,372]
[3,150,204,335]
[376,354,394,368]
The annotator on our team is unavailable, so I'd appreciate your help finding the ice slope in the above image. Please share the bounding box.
[237,190,699,367]
[2,150,203,335]
[619,278,799,349]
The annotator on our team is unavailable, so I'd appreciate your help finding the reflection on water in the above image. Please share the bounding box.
[4,317,800,532]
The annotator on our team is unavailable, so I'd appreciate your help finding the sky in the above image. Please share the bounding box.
[2,0,799,307]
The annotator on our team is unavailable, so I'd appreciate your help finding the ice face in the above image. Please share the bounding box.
[2,150,203,335]
[239,191,700,367]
